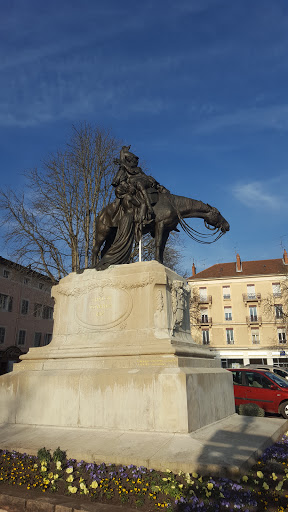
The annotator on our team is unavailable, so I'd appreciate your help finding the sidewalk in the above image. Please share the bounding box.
[0,414,287,478]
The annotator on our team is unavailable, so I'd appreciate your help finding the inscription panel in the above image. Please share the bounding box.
[75,287,132,330]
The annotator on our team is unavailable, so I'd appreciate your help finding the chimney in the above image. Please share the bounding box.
[284,249,288,265]
[236,253,242,272]
[192,263,196,277]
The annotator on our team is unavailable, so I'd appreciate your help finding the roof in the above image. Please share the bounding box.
[188,258,288,280]
[0,256,54,283]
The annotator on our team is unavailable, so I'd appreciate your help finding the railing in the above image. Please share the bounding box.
[197,317,212,327]
[246,315,262,326]
[223,294,231,300]
[273,292,282,298]
[243,293,261,304]
[198,295,212,304]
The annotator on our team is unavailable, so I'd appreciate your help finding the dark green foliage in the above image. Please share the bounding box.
[37,447,51,463]
[239,403,265,417]
[52,447,66,464]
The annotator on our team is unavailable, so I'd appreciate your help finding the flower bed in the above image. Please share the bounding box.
[1,434,288,511]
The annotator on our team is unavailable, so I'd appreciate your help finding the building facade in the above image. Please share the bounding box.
[188,251,288,368]
[0,256,54,374]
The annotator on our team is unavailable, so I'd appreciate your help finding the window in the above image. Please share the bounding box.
[247,284,256,299]
[0,294,13,312]
[17,330,26,345]
[39,283,44,290]
[23,277,30,285]
[0,327,5,344]
[34,303,43,317]
[202,330,210,345]
[3,269,10,278]
[231,370,243,385]
[226,329,234,344]
[43,306,53,320]
[224,307,232,321]
[222,286,231,300]
[251,329,260,344]
[44,333,52,346]
[21,299,29,315]
[273,283,281,297]
[34,332,42,347]
[199,287,207,301]
[249,306,258,321]
[201,308,208,323]
[275,305,283,319]
[244,372,272,389]
[278,328,286,344]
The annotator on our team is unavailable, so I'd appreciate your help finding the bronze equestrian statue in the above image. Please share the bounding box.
[92,146,230,270]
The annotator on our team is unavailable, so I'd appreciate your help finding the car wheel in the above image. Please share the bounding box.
[279,401,288,419]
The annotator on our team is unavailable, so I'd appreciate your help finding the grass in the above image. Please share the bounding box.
[1,433,288,511]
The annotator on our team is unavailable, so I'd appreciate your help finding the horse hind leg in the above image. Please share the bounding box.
[91,226,112,267]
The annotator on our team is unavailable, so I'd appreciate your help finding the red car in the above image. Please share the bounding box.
[228,368,288,419]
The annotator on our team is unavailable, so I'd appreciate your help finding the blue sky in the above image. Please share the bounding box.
[1,0,288,275]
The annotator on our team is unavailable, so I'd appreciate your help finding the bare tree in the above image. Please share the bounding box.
[129,232,185,274]
[0,124,184,279]
[263,278,288,331]
[0,123,120,281]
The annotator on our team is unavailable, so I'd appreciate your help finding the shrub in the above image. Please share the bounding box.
[239,403,265,417]
[37,447,51,464]
[52,447,66,464]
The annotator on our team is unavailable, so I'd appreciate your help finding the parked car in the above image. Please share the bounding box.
[228,368,288,418]
[244,365,288,381]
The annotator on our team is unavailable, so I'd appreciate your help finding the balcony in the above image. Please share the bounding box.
[197,316,212,327]
[275,316,285,325]
[198,295,212,305]
[223,294,231,300]
[243,293,261,305]
[246,315,262,326]
[273,292,282,298]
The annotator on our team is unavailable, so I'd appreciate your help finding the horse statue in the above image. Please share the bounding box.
[91,146,229,270]
[92,192,229,270]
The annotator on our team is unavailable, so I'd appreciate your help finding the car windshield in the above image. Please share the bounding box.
[264,372,288,388]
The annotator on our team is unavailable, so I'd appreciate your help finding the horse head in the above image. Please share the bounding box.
[205,204,230,233]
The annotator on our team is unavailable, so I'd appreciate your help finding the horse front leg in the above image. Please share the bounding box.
[155,222,169,264]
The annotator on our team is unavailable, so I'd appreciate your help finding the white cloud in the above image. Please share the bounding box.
[196,104,288,134]
[232,181,284,210]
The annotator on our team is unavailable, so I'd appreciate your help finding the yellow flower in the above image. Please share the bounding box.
[33,464,38,468]
[198,476,203,483]
[263,482,269,490]
[79,477,84,483]
[41,466,47,472]
[43,479,50,485]
[90,480,98,489]
[192,472,198,478]
[66,467,73,474]
[66,475,74,483]
[68,485,77,494]
[242,475,248,482]
[257,471,264,479]
[276,481,283,491]
[48,472,53,479]
[53,474,59,480]
[207,483,214,490]
[162,477,168,481]
[178,484,183,489]
[56,461,62,470]
[272,473,278,481]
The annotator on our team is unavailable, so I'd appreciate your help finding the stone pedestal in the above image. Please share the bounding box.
[0,261,235,433]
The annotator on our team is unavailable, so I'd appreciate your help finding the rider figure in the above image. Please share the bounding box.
[112,146,169,241]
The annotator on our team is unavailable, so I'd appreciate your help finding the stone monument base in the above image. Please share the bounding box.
[0,261,235,433]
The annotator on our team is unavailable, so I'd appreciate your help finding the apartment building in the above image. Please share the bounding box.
[0,256,55,374]
[188,251,288,368]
